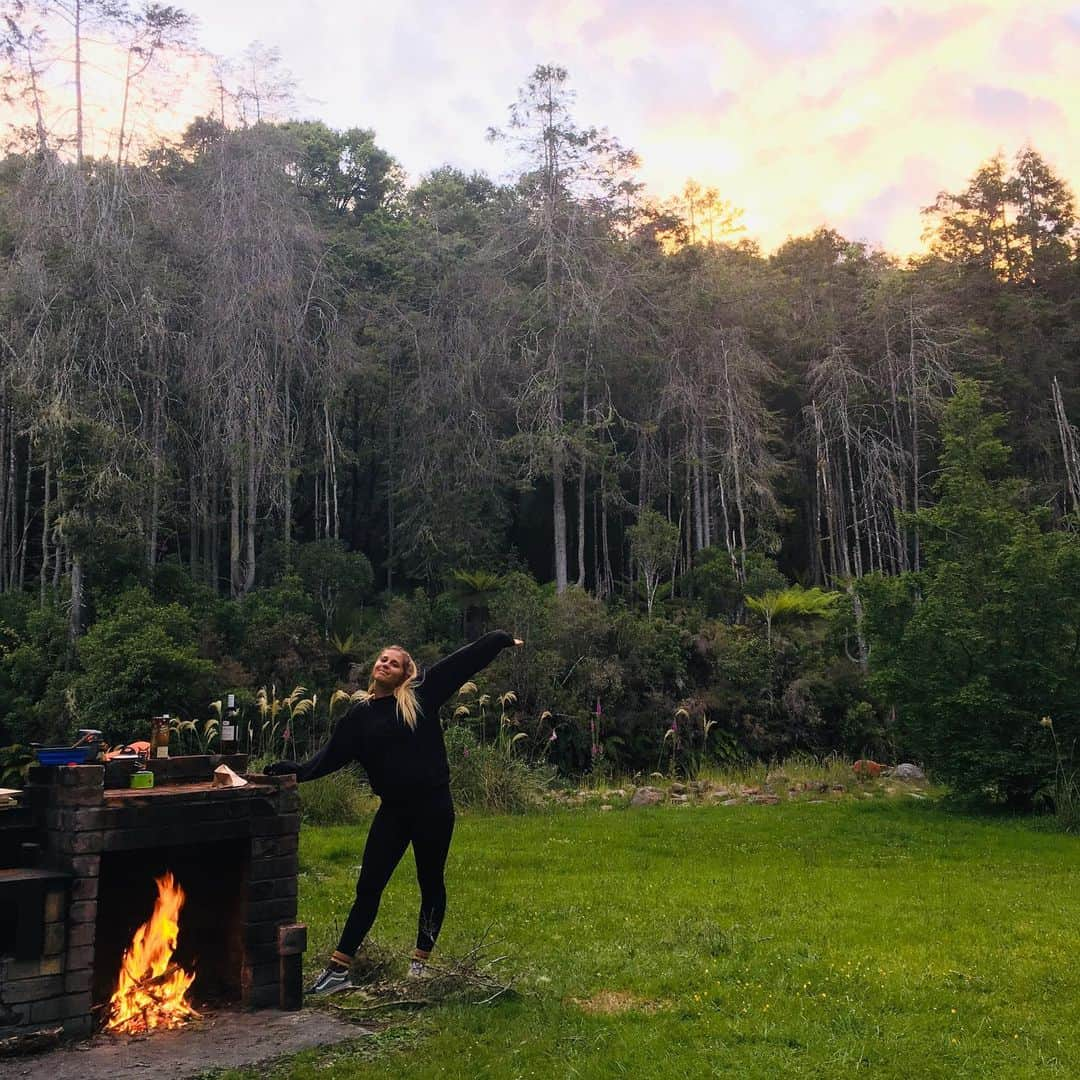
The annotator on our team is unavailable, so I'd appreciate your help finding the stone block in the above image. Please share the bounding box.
[246,960,279,988]
[44,808,105,832]
[244,921,284,947]
[58,766,104,788]
[69,855,101,878]
[67,921,95,948]
[1,974,64,1004]
[62,1013,95,1038]
[248,855,298,881]
[64,945,94,971]
[58,831,104,855]
[43,888,66,922]
[70,875,99,902]
[277,923,307,955]
[247,984,279,1009]
[247,877,298,902]
[30,994,86,1024]
[244,942,281,967]
[246,898,296,924]
[252,834,298,859]
[42,922,65,956]
[67,900,97,925]
[64,969,93,994]
[250,813,301,838]
[53,789,106,808]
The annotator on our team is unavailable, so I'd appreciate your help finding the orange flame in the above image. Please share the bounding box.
[105,871,199,1035]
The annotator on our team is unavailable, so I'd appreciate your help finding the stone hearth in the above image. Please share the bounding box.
[0,758,304,1042]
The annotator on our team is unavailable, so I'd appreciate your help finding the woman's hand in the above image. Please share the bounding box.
[265,760,300,777]
[512,638,524,647]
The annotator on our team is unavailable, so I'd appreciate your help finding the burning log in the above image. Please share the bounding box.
[106,871,199,1035]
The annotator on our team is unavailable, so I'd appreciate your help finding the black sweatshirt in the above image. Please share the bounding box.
[285,631,515,801]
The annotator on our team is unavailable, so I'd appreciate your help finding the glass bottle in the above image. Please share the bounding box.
[220,694,238,755]
[151,714,171,759]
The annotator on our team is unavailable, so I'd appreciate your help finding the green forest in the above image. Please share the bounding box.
[0,37,1077,811]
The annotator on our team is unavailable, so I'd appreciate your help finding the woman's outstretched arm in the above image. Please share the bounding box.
[419,630,521,709]
[265,704,362,782]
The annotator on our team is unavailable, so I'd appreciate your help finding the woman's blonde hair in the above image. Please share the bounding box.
[357,645,421,729]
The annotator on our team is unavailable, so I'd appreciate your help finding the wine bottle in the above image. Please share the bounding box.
[151,714,170,759]
[220,693,238,755]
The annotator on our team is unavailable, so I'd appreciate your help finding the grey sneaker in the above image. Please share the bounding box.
[406,959,427,979]
[306,965,353,996]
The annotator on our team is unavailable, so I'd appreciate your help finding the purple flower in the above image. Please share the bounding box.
[548,730,557,742]
[463,748,470,758]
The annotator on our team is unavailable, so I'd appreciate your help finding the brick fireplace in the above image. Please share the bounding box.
[0,759,305,1042]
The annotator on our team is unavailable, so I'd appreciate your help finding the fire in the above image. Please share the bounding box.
[106,871,199,1035]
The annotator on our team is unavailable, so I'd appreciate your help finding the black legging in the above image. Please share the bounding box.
[336,786,455,957]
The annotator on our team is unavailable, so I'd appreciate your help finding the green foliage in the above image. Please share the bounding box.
[861,382,1080,807]
[682,548,786,619]
[294,540,374,632]
[627,509,681,615]
[296,767,372,825]
[744,584,843,645]
[0,593,70,743]
[236,575,325,689]
[0,742,33,787]
[442,723,551,812]
[69,586,215,743]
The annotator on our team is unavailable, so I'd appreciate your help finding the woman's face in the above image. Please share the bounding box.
[372,648,409,690]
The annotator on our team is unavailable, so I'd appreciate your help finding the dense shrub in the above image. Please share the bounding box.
[860,384,1080,808]
[443,724,552,812]
[0,593,70,743]
[70,586,215,743]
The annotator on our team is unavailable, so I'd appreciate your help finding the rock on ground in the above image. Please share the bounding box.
[630,786,665,807]
[893,763,926,781]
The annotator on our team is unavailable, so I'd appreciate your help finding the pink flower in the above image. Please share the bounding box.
[548,730,557,742]
[463,748,470,758]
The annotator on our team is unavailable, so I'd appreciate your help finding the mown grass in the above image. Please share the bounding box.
[220,798,1080,1078]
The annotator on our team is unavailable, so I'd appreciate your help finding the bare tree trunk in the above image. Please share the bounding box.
[577,381,588,588]
[18,447,32,588]
[68,555,83,657]
[591,489,600,594]
[74,0,84,168]
[700,425,712,549]
[841,415,863,578]
[146,381,162,570]
[6,427,16,590]
[907,309,922,571]
[692,445,704,553]
[1052,376,1080,516]
[722,350,748,575]
[244,429,257,594]
[229,461,241,598]
[552,439,569,593]
[116,49,133,168]
[601,471,613,597]
[210,472,220,590]
[53,472,63,591]
[40,456,50,606]
[282,383,292,556]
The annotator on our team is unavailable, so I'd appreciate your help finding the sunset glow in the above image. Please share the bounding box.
[10,0,1079,255]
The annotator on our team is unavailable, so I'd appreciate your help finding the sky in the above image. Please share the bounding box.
[36,0,1080,255]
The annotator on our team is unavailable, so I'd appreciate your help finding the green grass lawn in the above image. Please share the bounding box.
[227,799,1080,1078]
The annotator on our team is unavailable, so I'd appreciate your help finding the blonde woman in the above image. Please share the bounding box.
[266,630,522,994]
